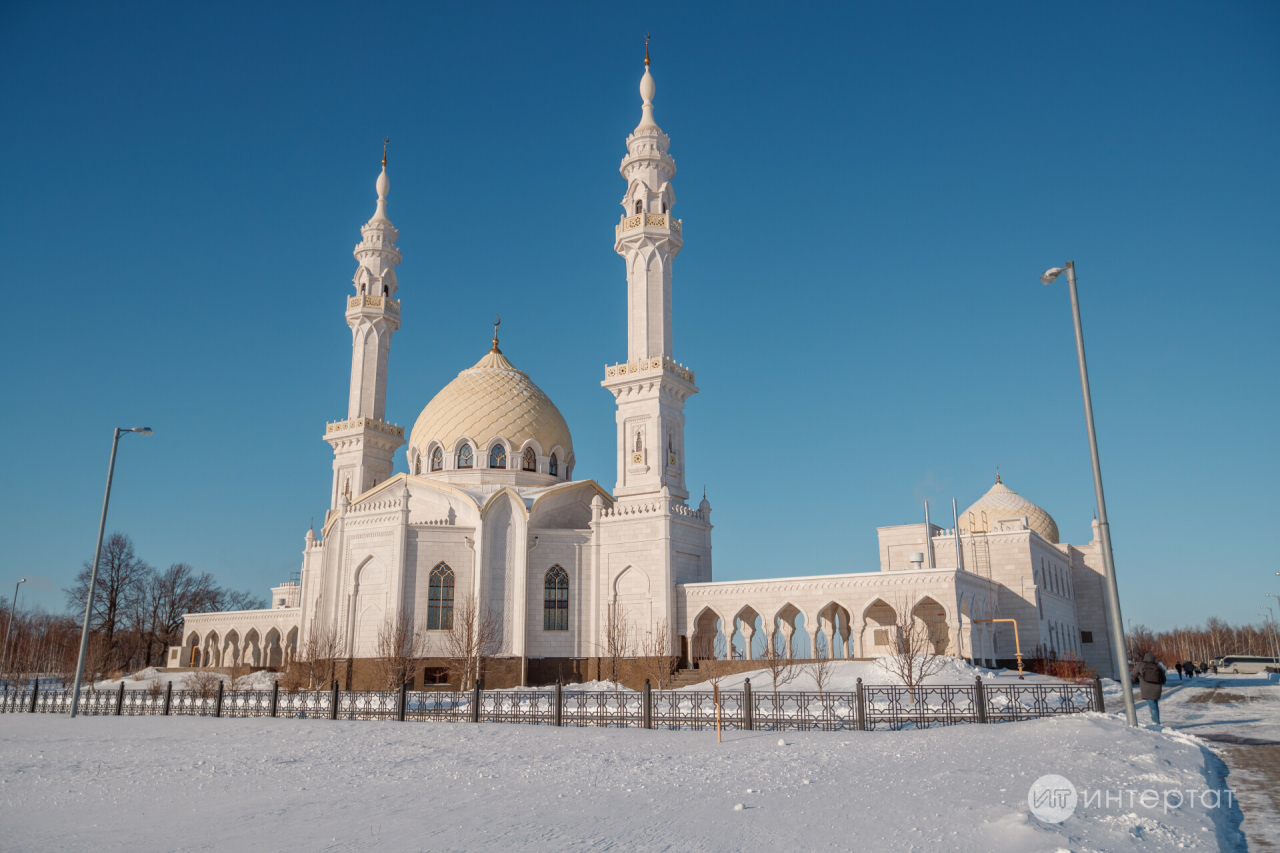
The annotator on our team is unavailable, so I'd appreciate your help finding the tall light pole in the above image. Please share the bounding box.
[69,426,152,718]
[1264,600,1280,662]
[1041,261,1138,726]
[1,578,27,684]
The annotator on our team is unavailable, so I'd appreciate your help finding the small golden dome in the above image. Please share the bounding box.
[960,478,1060,544]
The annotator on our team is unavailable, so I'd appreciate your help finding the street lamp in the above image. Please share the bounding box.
[68,427,153,718]
[1041,261,1138,727]
[1264,599,1280,663]
[1,578,27,684]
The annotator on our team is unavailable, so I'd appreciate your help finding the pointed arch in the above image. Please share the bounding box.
[427,563,455,630]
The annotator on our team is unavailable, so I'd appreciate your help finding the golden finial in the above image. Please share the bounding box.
[995,465,1001,484]
[645,32,650,66]
[490,314,502,353]
[382,137,389,167]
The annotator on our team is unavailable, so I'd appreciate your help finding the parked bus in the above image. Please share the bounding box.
[1211,655,1280,674]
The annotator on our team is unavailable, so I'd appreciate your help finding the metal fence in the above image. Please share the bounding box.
[0,676,1104,732]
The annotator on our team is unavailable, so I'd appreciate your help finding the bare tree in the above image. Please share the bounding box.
[804,654,835,695]
[692,632,730,687]
[879,596,947,703]
[759,624,798,696]
[65,532,151,670]
[599,603,634,689]
[444,592,501,691]
[637,618,680,689]
[295,623,341,689]
[375,609,427,689]
[184,670,223,699]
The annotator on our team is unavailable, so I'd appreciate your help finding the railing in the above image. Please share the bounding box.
[325,417,405,438]
[346,295,400,313]
[0,677,1103,731]
[616,213,682,236]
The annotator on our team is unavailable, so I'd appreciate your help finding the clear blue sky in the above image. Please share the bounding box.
[2,3,1277,631]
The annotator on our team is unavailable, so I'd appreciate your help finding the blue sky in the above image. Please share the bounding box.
[2,3,1277,631]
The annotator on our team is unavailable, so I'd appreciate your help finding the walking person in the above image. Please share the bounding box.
[1175,661,1184,681]
[1133,653,1167,725]
[1184,660,1196,679]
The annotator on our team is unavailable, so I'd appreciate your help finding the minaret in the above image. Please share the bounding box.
[323,143,406,509]
[602,44,697,501]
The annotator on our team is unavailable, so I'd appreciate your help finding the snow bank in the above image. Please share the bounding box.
[92,668,282,692]
[0,711,1245,852]
[677,658,1065,691]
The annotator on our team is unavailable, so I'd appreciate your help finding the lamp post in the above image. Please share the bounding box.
[69,427,152,718]
[1,578,26,684]
[1263,600,1280,663]
[1041,261,1138,726]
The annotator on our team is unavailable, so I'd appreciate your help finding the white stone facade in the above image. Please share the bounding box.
[178,58,1119,682]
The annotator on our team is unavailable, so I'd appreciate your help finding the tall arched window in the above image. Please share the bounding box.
[523,447,536,471]
[430,446,443,471]
[544,565,569,631]
[548,452,558,476]
[489,444,506,469]
[427,563,455,630]
[456,445,473,469]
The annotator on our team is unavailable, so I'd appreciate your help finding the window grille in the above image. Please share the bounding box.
[456,445,473,469]
[489,444,506,469]
[430,447,442,471]
[427,564,455,630]
[544,565,569,631]
[523,447,537,471]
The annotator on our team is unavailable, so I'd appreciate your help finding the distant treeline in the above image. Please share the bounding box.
[1126,617,1277,665]
[1,532,263,683]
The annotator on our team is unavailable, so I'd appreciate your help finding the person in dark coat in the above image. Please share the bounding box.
[1185,660,1196,678]
[1133,653,1167,725]
[1175,661,1184,680]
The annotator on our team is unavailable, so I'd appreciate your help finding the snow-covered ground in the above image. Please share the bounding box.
[91,667,282,691]
[676,657,1066,690]
[0,709,1249,852]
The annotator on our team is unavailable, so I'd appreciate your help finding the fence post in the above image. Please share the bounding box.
[470,680,481,724]
[330,680,339,720]
[643,679,652,729]
[214,680,224,718]
[1093,675,1106,713]
[856,677,866,732]
[164,681,173,716]
[398,680,407,722]
[743,678,753,731]
[270,680,280,718]
[29,679,39,714]
[115,681,125,716]
[554,680,563,727]
[974,676,987,724]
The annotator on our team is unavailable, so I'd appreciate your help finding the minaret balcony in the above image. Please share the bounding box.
[325,417,405,439]
[346,295,400,314]
[603,355,695,385]
[616,212,682,238]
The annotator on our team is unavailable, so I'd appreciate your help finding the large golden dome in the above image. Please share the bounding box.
[408,346,573,466]
[959,475,1059,544]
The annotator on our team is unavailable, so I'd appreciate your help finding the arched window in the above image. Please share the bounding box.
[489,444,506,469]
[544,565,569,631]
[634,199,643,214]
[427,563,455,630]
[430,446,443,471]
[523,447,536,471]
[548,453,558,476]
[456,445,473,469]
[414,456,421,475]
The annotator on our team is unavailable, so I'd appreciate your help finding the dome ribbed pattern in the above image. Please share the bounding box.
[409,348,573,460]
[959,480,1059,544]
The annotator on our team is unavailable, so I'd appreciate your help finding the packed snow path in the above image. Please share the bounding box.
[0,712,1246,852]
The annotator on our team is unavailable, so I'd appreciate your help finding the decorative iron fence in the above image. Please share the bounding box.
[0,676,1105,732]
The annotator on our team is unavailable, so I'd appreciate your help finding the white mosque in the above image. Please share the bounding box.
[173,55,1119,685]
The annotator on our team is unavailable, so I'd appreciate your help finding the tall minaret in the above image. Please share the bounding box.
[323,143,406,509]
[602,44,698,501]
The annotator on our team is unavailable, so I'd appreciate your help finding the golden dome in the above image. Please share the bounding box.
[959,476,1059,544]
[408,346,573,465]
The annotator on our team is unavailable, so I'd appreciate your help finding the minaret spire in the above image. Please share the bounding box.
[604,53,696,501]
[323,150,406,509]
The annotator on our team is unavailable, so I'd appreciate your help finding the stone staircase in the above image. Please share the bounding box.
[662,669,713,689]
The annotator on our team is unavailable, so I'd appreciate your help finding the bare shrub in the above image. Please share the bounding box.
[183,670,223,699]
[444,593,501,691]
[804,654,835,694]
[599,604,634,689]
[879,595,947,702]
[297,623,340,689]
[375,610,427,689]
[637,618,680,689]
[146,679,165,698]
[759,626,798,696]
